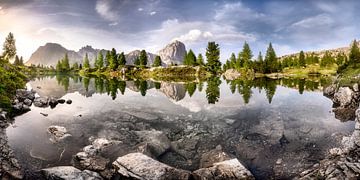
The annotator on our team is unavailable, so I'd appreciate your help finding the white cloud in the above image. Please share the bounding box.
[138,8,143,11]
[95,0,117,22]
[109,22,118,26]
[215,2,265,22]
[291,14,333,29]
[150,11,156,16]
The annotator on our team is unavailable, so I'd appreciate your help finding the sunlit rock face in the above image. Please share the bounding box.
[26,43,104,66]
[158,40,186,66]
[125,50,156,65]
[158,82,186,101]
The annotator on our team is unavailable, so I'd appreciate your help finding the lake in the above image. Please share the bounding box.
[6,75,355,179]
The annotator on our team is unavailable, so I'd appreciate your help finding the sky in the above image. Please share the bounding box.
[0,0,360,62]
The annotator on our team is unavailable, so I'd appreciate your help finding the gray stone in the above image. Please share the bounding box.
[193,158,255,180]
[33,97,49,107]
[323,84,337,97]
[135,130,171,158]
[49,98,58,108]
[199,145,232,168]
[16,89,35,101]
[333,87,353,107]
[354,83,359,92]
[75,152,109,171]
[112,153,190,179]
[23,98,32,106]
[41,166,103,180]
[158,40,186,66]
[47,126,72,143]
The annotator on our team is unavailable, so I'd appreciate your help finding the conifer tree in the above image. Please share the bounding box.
[349,40,360,64]
[299,51,305,67]
[197,53,204,66]
[109,48,118,70]
[83,53,90,69]
[2,32,16,60]
[96,52,104,69]
[185,49,196,66]
[240,42,253,69]
[264,43,278,73]
[139,50,148,67]
[118,52,126,66]
[205,42,221,74]
[153,55,162,67]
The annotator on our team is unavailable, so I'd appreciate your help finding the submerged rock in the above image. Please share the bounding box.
[193,159,255,180]
[199,145,232,168]
[112,153,190,179]
[16,89,35,101]
[66,99,72,104]
[135,130,171,158]
[47,126,72,143]
[49,98,58,108]
[57,99,66,104]
[41,166,103,180]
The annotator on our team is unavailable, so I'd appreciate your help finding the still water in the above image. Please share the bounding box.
[6,75,355,178]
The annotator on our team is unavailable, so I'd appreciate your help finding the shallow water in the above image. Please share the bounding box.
[6,75,355,178]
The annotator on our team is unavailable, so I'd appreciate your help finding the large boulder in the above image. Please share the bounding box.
[16,89,35,101]
[41,166,103,180]
[199,145,232,168]
[333,87,354,107]
[112,153,190,179]
[135,130,171,158]
[193,159,255,180]
[223,69,242,81]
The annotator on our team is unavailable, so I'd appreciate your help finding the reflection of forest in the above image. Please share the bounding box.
[226,77,332,104]
[32,75,332,105]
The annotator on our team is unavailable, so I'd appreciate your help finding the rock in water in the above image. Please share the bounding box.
[112,153,190,179]
[223,69,242,80]
[57,99,66,104]
[158,40,186,66]
[66,99,72,104]
[333,87,353,107]
[323,84,337,97]
[33,97,49,107]
[193,159,255,180]
[41,166,103,180]
[135,130,171,158]
[47,126,72,143]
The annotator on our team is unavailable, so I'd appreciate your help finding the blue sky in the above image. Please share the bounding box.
[0,0,359,61]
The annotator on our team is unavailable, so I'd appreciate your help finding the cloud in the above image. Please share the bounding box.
[138,8,143,11]
[95,0,117,22]
[290,14,333,29]
[109,22,118,26]
[150,11,156,16]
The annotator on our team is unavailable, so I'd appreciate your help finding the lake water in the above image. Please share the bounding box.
[6,75,355,178]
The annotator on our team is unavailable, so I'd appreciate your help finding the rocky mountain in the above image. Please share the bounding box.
[280,41,360,59]
[125,50,156,65]
[26,43,103,66]
[158,40,186,66]
[26,40,187,67]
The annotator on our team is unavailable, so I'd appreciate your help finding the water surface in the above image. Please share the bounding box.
[6,75,355,178]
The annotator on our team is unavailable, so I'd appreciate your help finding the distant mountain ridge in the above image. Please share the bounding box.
[26,41,187,67]
[280,41,360,59]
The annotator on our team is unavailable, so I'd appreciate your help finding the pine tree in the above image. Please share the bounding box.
[185,49,196,66]
[197,53,204,66]
[240,42,253,69]
[153,55,162,67]
[96,52,104,69]
[349,40,360,64]
[19,56,24,66]
[264,43,278,73]
[62,53,70,71]
[257,52,265,73]
[109,48,118,70]
[299,51,305,67]
[83,53,90,69]
[205,42,221,74]
[2,32,16,60]
[118,52,126,66]
[13,55,20,65]
[139,50,148,67]
[134,57,140,66]
[229,53,236,69]
[72,62,79,70]
[105,51,111,68]
[56,60,62,72]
